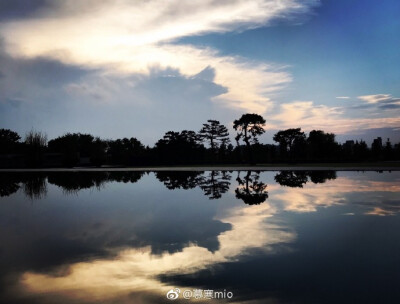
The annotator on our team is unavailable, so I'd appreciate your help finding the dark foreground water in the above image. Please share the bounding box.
[0,171,399,304]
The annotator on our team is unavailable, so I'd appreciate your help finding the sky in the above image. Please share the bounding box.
[0,0,399,145]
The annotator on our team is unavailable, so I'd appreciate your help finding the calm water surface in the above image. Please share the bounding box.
[0,171,399,303]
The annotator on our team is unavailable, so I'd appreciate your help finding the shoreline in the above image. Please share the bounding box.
[1,164,399,172]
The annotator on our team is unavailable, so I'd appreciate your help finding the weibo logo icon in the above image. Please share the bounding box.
[166,288,180,300]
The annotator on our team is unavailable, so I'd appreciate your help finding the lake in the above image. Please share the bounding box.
[0,170,399,303]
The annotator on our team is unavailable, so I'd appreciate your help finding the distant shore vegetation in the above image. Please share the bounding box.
[1,113,399,168]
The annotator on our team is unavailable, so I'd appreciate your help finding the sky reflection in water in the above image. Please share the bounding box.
[0,171,399,303]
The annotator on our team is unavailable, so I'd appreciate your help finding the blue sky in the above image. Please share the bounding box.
[0,0,399,145]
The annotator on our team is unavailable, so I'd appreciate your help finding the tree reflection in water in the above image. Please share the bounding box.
[48,172,145,195]
[155,171,203,190]
[235,171,268,205]
[155,171,232,200]
[0,173,21,197]
[274,170,336,188]
[22,173,47,199]
[0,172,145,198]
[199,171,231,199]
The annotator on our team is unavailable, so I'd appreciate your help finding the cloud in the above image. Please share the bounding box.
[19,202,294,302]
[0,0,49,21]
[271,100,342,130]
[358,94,400,105]
[272,176,400,213]
[356,94,400,112]
[336,96,350,99]
[358,94,392,104]
[0,0,318,113]
[271,100,400,134]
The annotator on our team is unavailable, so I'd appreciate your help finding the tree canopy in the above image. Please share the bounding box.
[233,113,266,146]
[199,119,230,151]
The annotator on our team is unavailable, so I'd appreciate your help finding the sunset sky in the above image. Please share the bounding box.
[0,0,399,145]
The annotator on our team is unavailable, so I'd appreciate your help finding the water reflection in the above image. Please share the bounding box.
[155,171,231,199]
[274,170,336,188]
[0,171,396,214]
[0,171,145,198]
[0,171,399,303]
[22,174,47,199]
[48,171,144,194]
[0,173,20,197]
[199,171,231,199]
[155,171,204,190]
[235,171,268,205]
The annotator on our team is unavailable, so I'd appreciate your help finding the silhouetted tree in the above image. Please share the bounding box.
[108,137,145,165]
[199,120,230,161]
[48,133,102,167]
[199,171,231,199]
[307,130,338,161]
[48,133,80,167]
[217,142,234,163]
[394,143,400,161]
[383,138,394,160]
[0,129,21,154]
[90,137,107,167]
[24,130,47,167]
[353,140,369,161]
[233,114,266,164]
[371,138,383,160]
[273,128,305,162]
[235,171,268,205]
[155,130,204,164]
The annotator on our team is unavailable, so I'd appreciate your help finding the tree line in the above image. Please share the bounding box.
[0,170,337,203]
[0,113,399,167]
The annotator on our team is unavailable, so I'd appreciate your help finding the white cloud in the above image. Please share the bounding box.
[19,202,294,302]
[336,96,350,99]
[272,177,400,213]
[358,94,393,104]
[271,100,342,129]
[0,0,317,113]
[271,100,400,134]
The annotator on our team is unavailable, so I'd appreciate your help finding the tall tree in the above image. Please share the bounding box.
[155,130,204,164]
[199,120,230,152]
[0,129,21,154]
[307,130,338,161]
[108,137,145,165]
[24,130,47,167]
[48,133,97,167]
[90,137,107,167]
[273,128,305,161]
[233,113,266,163]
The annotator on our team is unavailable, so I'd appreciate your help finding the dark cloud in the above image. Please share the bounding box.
[0,172,230,278]
[0,0,50,21]
[0,45,92,89]
[379,103,400,109]
[0,42,96,136]
[60,66,233,144]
